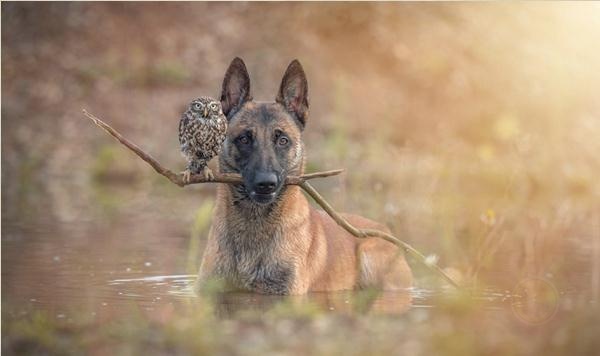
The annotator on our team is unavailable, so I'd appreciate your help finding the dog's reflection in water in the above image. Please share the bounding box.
[209,289,412,318]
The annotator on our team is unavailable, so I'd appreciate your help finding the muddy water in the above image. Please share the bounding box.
[0,179,584,326]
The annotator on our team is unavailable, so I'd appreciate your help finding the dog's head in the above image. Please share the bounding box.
[218,57,308,205]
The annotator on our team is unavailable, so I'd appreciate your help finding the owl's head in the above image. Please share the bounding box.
[190,97,222,118]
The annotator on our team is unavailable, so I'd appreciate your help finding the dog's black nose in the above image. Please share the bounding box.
[254,172,278,194]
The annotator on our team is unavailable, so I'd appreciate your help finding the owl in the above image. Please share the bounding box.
[178,96,227,183]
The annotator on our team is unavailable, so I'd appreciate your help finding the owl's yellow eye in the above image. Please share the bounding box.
[193,103,202,111]
[210,103,219,111]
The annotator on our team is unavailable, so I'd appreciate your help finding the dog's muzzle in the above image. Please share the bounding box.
[249,171,280,204]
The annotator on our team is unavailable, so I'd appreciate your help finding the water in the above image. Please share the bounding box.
[2,205,549,321]
[2,199,467,318]
[4,179,600,356]
[0,177,593,329]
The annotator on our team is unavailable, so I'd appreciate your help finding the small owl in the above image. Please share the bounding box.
[178,96,227,183]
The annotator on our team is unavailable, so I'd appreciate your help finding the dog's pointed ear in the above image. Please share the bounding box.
[276,60,309,129]
[220,57,252,118]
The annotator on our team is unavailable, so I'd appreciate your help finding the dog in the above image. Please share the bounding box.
[196,57,412,295]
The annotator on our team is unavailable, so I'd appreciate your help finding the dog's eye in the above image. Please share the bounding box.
[277,136,289,146]
[238,136,251,145]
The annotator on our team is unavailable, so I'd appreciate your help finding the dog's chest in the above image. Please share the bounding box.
[218,225,295,295]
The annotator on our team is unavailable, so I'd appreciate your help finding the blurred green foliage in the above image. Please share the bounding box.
[3,2,600,355]
[3,295,600,355]
[186,200,214,274]
[78,62,190,88]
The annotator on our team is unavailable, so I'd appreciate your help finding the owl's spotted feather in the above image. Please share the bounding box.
[178,96,227,182]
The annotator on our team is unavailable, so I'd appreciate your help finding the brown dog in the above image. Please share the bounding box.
[196,58,412,295]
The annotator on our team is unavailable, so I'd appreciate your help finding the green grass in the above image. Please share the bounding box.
[186,200,215,274]
[3,293,599,356]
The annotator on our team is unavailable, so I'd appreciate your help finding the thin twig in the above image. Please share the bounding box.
[300,182,460,288]
[82,109,342,187]
[83,109,460,288]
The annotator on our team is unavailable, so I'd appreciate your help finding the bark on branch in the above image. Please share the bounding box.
[82,109,460,288]
[82,110,342,187]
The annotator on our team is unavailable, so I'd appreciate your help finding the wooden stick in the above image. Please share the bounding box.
[83,109,460,288]
[299,181,460,288]
[82,109,343,187]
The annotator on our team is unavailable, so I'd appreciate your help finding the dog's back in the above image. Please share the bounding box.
[308,210,412,292]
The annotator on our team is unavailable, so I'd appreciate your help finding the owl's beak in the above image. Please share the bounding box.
[203,108,209,117]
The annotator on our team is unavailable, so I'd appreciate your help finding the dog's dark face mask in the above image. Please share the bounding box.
[217,58,308,206]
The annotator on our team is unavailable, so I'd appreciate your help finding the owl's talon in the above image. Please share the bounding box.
[202,167,214,181]
[181,169,192,184]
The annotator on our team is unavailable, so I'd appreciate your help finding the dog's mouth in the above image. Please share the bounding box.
[239,170,285,205]
[249,191,277,205]
[232,184,282,205]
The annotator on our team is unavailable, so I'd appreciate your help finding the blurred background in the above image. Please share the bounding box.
[2,2,600,355]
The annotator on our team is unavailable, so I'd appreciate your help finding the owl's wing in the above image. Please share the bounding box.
[179,112,197,160]
[178,112,189,145]
[179,114,186,144]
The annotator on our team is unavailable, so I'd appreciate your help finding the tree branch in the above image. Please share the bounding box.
[82,109,342,187]
[83,109,460,288]
[300,181,460,288]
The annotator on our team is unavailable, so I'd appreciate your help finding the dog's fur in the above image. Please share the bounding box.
[196,58,412,295]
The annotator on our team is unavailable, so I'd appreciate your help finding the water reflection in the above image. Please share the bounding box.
[107,273,414,317]
[0,163,589,328]
[102,272,543,320]
[0,203,570,325]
